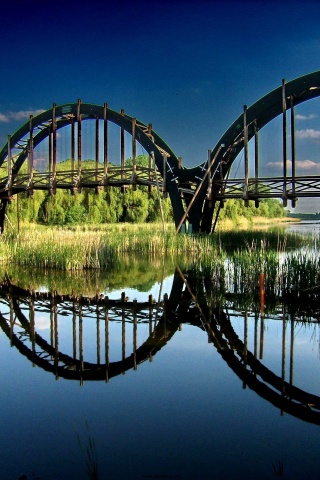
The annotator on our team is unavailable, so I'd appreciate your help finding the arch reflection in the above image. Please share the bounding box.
[0,268,320,425]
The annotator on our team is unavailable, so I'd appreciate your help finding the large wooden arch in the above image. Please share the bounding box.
[0,71,320,232]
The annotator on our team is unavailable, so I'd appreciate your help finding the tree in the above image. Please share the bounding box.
[122,188,149,223]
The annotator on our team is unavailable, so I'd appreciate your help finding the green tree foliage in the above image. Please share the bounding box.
[2,155,286,228]
[4,159,46,226]
[218,197,286,222]
[122,189,149,223]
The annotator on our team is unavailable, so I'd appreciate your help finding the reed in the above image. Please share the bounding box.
[0,223,316,273]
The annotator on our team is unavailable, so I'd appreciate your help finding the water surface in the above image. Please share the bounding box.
[0,253,320,480]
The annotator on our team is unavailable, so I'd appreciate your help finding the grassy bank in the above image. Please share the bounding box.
[0,223,318,308]
[0,221,315,270]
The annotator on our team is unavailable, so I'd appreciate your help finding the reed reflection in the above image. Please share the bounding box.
[0,264,320,425]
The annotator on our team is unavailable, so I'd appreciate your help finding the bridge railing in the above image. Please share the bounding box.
[0,165,162,194]
[178,176,320,201]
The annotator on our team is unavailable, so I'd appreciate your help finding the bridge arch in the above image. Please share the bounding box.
[0,102,185,228]
[179,70,320,232]
[1,71,320,233]
[1,273,320,423]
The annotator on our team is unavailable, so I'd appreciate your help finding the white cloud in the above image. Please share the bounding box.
[295,159,320,170]
[296,128,320,139]
[295,113,317,121]
[0,109,45,123]
[267,159,320,172]
[0,113,10,123]
[35,315,50,330]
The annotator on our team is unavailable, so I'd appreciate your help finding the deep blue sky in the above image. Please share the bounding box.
[1,0,320,211]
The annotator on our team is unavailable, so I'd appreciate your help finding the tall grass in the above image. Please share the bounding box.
[0,223,313,270]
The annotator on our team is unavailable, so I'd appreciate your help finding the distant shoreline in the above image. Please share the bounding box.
[216,216,299,230]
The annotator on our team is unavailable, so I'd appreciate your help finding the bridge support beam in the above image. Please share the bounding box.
[176,145,224,233]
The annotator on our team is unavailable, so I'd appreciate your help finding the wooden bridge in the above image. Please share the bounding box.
[1,71,320,232]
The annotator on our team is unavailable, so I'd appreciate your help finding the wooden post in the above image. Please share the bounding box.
[48,121,52,186]
[133,299,137,370]
[77,99,82,190]
[260,272,265,360]
[79,306,83,386]
[254,313,258,359]
[243,105,249,207]
[132,118,137,190]
[290,317,294,385]
[103,103,108,190]
[162,153,167,198]
[148,124,153,195]
[254,119,259,207]
[120,109,125,190]
[259,314,264,360]
[163,293,168,337]
[259,272,265,314]
[28,115,34,196]
[96,308,100,365]
[281,306,286,414]
[290,95,296,207]
[148,294,153,340]
[71,114,75,186]
[95,116,99,192]
[207,149,212,203]
[52,103,57,176]
[7,135,12,196]
[282,79,288,206]
[243,311,248,389]
[122,303,126,363]
[30,297,35,366]
[54,298,59,380]
[105,307,109,382]
[72,310,77,360]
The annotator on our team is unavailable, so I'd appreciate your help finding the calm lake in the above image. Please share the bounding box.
[1,224,320,480]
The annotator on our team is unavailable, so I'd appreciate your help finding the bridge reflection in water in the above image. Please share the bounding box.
[1,267,320,425]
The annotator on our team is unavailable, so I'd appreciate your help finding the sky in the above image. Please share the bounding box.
[1,0,320,213]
